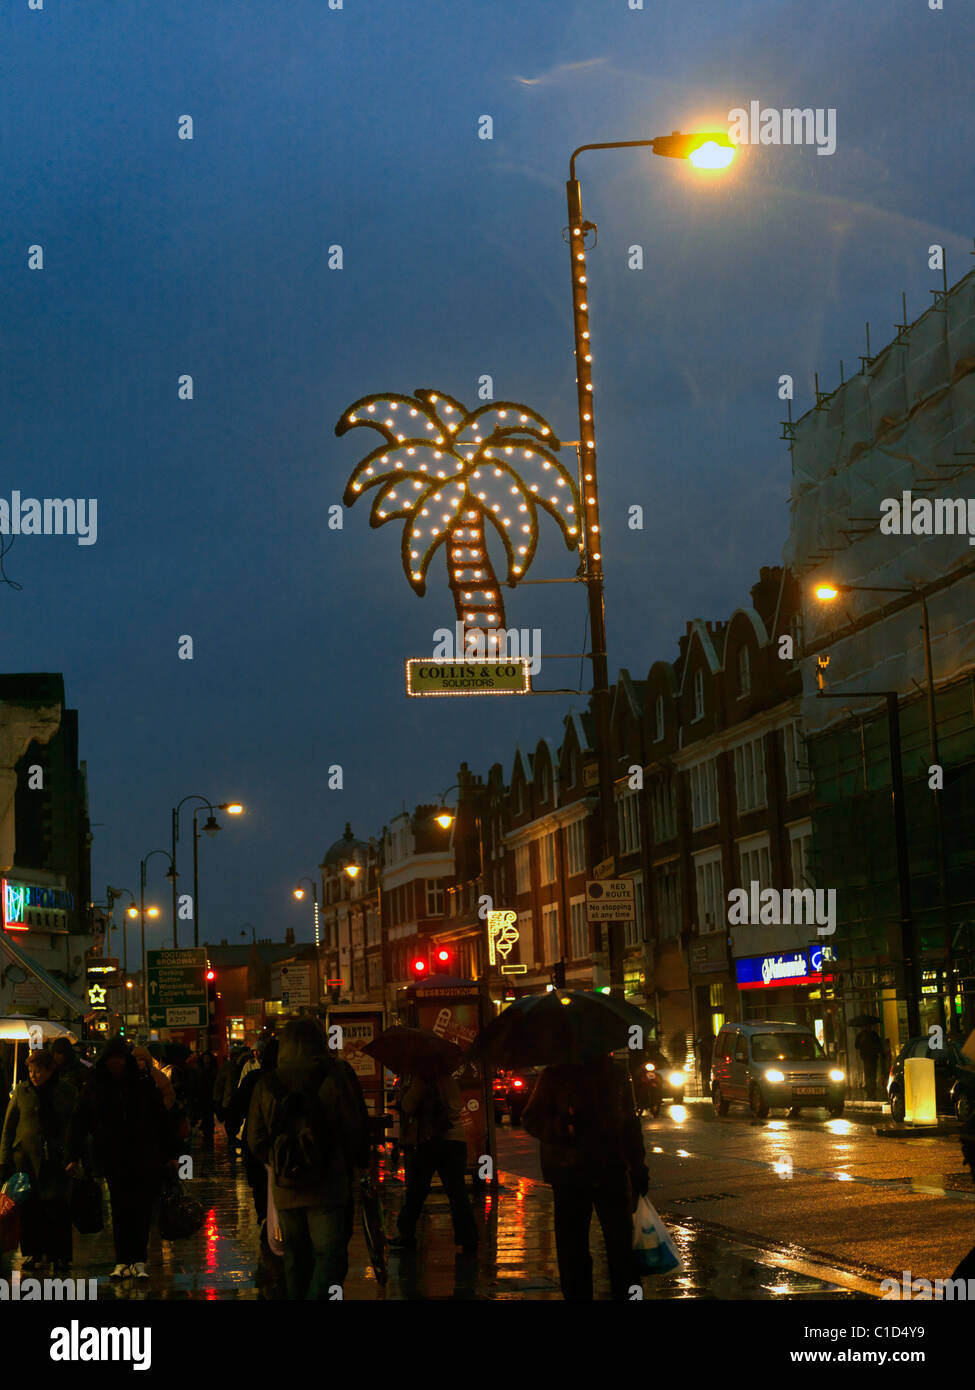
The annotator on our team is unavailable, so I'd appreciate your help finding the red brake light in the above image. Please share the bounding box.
[513,1079,524,1088]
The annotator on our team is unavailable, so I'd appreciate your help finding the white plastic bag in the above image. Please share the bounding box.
[632,1195,681,1276]
[265,1165,284,1257]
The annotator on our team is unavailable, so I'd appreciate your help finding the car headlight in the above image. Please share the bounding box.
[830,1069,845,1082]
[645,1062,655,1073]
[668,1072,685,1088]
[765,1069,785,1083]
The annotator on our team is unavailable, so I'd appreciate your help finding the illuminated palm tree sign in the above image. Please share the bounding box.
[336,389,581,669]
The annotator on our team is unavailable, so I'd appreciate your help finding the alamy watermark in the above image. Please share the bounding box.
[0,493,98,545]
[432,622,542,675]
[880,491,975,545]
[881,1270,975,1299]
[0,1272,98,1300]
[728,102,836,156]
[728,882,836,936]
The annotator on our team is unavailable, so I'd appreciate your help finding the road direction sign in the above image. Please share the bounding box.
[147,948,207,1028]
[405,659,531,697]
[585,878,635,922]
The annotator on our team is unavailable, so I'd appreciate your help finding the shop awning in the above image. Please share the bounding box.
[0,932,87,1019]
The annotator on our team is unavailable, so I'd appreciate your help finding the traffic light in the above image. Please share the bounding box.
[433,947,451,976]
[206,966,217,1023]
[410,957,428,981]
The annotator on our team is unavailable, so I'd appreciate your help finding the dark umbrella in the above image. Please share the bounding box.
[363,1026,462,1078]
[849,1015,882,1028]
[468,991,655,1069]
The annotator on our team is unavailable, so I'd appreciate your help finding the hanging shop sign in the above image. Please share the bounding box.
[736,947,823,991]
[405,659,531,697]
[487,910,519,964]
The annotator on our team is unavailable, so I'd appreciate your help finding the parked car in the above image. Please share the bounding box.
[886,1037,975,1121]
[505,1068,541,1126]
[711,1020,846,1119]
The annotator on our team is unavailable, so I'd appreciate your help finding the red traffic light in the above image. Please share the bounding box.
[205,968,216,983]
[436,949,449,963]
[411,958,427,976]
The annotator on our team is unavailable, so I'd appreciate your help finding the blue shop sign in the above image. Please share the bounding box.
[736,946,823,990]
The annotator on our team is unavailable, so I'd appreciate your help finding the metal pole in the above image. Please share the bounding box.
[171,806,179,949]
[886,693,921,1037]
[193,808,200,950]
[140,860,148,1027]
[566,170,621,997]
[919,593,953,1031]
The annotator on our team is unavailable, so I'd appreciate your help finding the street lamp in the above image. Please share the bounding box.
[170,795,243,949]
[192,801,244,949]
[293,877,322,1007]
[434,784,461,829]
[565,129,735,996]
[140,850,174,1025]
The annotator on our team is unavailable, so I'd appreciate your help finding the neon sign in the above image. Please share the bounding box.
[487,910,519,964]
[2,880,27,931]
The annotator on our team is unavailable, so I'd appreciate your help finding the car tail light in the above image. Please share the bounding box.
[513,1079,524,1089]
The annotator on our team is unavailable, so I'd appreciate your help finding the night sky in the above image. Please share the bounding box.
[2,0,970,949]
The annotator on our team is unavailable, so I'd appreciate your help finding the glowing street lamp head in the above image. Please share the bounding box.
[126,906,138,918]
[651,130,736,169]
[435,811,454,830]
[225,803,244,816]
[147,906,160,919]
[815,584,841,602]
[293,887,305,900]
[344,863,361,880]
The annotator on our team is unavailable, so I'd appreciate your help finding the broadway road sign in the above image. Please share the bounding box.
[147,948,207,1028]
[405,658,531,697]
[585,878,636,922]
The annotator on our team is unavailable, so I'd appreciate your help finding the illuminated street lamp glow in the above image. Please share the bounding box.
[815,585,840,601]
[687,139,735,169]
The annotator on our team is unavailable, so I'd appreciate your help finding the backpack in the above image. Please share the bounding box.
[267,1066,335,1190]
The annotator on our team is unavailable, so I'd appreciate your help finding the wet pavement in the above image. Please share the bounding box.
[0,1123,881,1299]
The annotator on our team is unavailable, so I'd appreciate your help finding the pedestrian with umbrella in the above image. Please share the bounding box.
[0,1047,78,1274]
[364,1027,478,1257]
[471,991,651,1301]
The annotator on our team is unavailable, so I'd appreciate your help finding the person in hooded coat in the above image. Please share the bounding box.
[0,1047,78,1272]
[228,1037,278,1223]
[67,1037,178,1281]
[247,1018,370,1299]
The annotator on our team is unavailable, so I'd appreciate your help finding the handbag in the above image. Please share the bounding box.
[158,1177,204,1240]
[70,1172,104,1235]
[0,1193,20,1254]
[632,1195,682,1276]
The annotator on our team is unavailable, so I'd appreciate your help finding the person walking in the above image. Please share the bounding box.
[227,1038,278,1223]
[195,1051,219,1146]
[0,1048,78,1274]
[389,1067,478,1255]
[523,1052,649,1301]
[855,1025,884,1100]
[247,1018,370,1299]
[50,1039,88,1095]
[132,1046,177,1112]
[67,1036,178,1282]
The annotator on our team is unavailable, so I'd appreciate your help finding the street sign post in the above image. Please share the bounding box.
[147,948,207,1029]
[585,879,635,922]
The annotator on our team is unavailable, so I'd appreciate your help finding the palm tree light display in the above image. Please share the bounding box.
[337,389,582,653]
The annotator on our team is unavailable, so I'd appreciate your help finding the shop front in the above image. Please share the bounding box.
[735,945,832,1049]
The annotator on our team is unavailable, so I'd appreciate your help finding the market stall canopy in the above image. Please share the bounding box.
[0,1015,78,1043]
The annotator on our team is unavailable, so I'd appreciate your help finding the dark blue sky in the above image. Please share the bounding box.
[2,0,970,950]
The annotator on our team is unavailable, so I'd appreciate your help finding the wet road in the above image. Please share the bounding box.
[4,1108,969,1299]
[499,1100,975,1293]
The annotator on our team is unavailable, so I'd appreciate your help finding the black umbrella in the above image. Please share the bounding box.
[849,1015,881,1028]
[469,991,655,1069]
[363,1026,462,1077]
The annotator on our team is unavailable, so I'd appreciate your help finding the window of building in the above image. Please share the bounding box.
[733,735,767,813]
[738,835,772,892]
[694,850,724,933]
[737,646,751,697]
[616,790,641,855]
[366,908,380,945]
[569,896,587,958]
[540,831,557,885]
[425,879,444,916]
[542,903,560,964]
[655,862,682,941]
[519,909,534,966]
[783,719,808,797]
[693,668,705,720]
[625,876,644,949]
[655,694,665,742]
[565,818,586,876]
[367,956,382,990]
[688,759,719,829]
[650,779,677,842]
[514,844,531,895]
[789,821,814,887]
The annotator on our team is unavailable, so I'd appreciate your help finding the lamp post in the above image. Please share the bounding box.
[293,877,323,1009]
[139,851,172,1025]
[171,795,243,949]
[192,801,244,949]
[565,130,735,996]
[815,581,950,1028]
